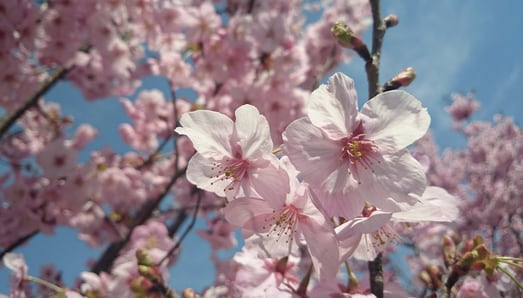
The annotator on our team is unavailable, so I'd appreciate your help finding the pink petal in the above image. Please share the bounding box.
[307,73,358,140]
[283,118,346,191]
[300,216,339,281]
[176,110,233,159]
[224,197,274,230]
[249,161,289,208]
[360,90,430,153]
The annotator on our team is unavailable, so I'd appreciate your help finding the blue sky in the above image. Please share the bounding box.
[2,1,523,295]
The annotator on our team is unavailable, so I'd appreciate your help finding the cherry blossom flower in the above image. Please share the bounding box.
[3,253,29,298]
[36,138,77,180]
[336,186,459,261]
[223,157,339,280]
[175,104,278,200]
[283,72,430,217]
[232,238,300,297]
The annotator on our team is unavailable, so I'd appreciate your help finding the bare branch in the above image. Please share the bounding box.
[0,230,39,260]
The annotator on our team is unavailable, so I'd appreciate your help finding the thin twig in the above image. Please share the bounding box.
[158,190,202,266]
[167,210,188,238]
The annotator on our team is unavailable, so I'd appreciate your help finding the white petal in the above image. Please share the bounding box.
[176,110,233,159]
[392,186,459,222]
[336,211,392,239]
[355,149,426,210]
[185,153,229,198]
[234,105,273,159]
[307,73,358,140]
[3,253,27,277]
[360,90,430,152]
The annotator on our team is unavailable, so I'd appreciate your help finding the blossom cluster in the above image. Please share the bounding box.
[174,72,459,296]
[1,0,521,297]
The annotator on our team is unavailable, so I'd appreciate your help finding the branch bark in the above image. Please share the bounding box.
[366,1,387,297]
[365,0,387,99]
[368,253,384,298]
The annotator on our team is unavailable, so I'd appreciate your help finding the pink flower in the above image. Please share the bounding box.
[232,239,300,297]
[446,92,480,123]
[223,157,339,280]
[36,138,78,180]
[175,104,277,200]
[457,277,491,298]
[283,72,430,217]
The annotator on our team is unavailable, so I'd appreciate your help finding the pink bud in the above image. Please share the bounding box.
[392,67,416,87]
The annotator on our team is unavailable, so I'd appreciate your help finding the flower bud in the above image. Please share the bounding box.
[136,248,154,267]
[392,67,416,87]
[330,22,371,62]
[182,288,197,298]
[138,264,163,284]
[384,14,399,28]
[331,22,363,49]
[442,235,456,268]
[382,67,416,91]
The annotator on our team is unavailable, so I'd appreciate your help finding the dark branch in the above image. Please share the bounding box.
[90,166,187,274]
[368,253,384,298]
[365,0,387,99]
[0,230,39,260]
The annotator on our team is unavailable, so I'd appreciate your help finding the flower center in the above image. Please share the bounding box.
[263,206,299,244]
[370,225,398,249]
[210,158,250,192]
[362,204,398,250]
[339,122,379,181]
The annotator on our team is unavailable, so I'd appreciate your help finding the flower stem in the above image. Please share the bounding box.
[25,275,64,293]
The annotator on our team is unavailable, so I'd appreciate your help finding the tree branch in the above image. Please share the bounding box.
[0,230,39,260]
[0,67,70,140]
[368,253,384,298]
[90,166,187,274]
[159,190,201,266]
[365,0,387,99]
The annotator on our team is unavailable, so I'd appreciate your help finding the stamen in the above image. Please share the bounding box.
[264,206,299,244]
[339,122,379,181]
[209,158,250,193]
